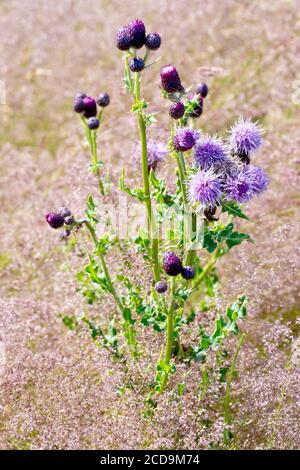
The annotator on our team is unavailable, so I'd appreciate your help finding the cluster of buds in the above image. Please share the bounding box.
[45,207,77,238]
[160,64,209,122]
[154,252,195,293]
[116,19,161,72]
[73,92,110,129]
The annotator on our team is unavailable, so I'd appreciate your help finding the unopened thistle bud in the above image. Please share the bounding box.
[97,92,110,107]
[196,82,209,98]
[163,251,183,276]
[129,57,145,72]
[127,19,146,49]
[45,212,64,229]
[116,27,131,50]
[154,280,168,293]
[145,32,161,50]
[82,96,97,118]
[160,65,183,94]
[181,266,195,280]
[87,117,100,130]
[169,101,185,120]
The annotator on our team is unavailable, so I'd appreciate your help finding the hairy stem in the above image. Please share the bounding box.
[81,116,105,195]
[224,332,245,426]
[83,220,136,353]
[160,277,176,391]
[134,72,160,281]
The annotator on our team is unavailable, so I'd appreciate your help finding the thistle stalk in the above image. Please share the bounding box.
[160,277,176,391]
[81,116,105,196]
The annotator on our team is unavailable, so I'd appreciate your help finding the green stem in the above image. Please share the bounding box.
[83,220,136,352]
[160,277,176,391]
[134,72,160,282]
[224,333,245,425]
[81,116,105,196]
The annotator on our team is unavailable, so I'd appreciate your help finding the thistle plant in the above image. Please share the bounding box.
[46,19,269,405]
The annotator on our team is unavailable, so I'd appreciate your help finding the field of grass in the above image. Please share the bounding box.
[0,0,299,449]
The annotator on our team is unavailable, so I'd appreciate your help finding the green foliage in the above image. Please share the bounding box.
[203,222,253,253]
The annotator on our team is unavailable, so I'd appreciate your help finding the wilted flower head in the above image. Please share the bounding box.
[229,117,263,156]
[163,251,183,276]
[173,128,199,152]
[224,164,268,203]
[160,65,183,94]
[188,168,222,208]
[194,135,227,171]
[127,19,146,49]
[147,140,167,172]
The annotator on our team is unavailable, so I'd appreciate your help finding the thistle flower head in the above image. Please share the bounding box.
[145,33,161,50]
[194,135,227,171]
[73,92,86,113]
[146,140,167,172]
[87,117,100,130]
[173,128,199,152]
[224,164,269,203]
[97,93,110,107]
[229,117,263,156]
[82,96,97,118]
[196,82,209,98]
[129,57,145,72]
[116,26,131,50]
[160,65,183,94]
[154,280,168,293]
[163,251,183,276]
[127,19,146,49]
[169,101,185,120]
[188,168,222,208]
[181,266,195,280]
[45,212,64,229]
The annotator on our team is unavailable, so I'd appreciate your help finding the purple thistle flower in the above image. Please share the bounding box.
[169,101,185,120]
[129,57,145,72]
[196,82,209,98]
[160,65,183,94]
[145,33,161,50]
[154,280,168,293]
[224,164,268,203]
[45,212,65,229]
[194,135,227,171]
[163,251,183,276]
[229,117,263,156]
[116,27,131,50]
[188,168,222,208]
[127,19,146,49]
[82,96,97,118]
[181,266,195,280]
[173,128,199,152]
[97,92,110,107]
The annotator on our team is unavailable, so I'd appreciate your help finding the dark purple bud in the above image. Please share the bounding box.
[64,215,74,225]
[145,32,161,50]
[129,57,145,72]
[173,128,199,152]
[87,117,100,130]
[116,27,131,50]
[154,280,168,294]
[73,93,86,113]
[189,94,203,118]
[169,101,185,120]
[82,96,97,118]
[160,65,183,94]
[58,207,71,218]
[181,266,195,280]
[97,92,110,107]
[127,19,146,49]
[196,82,209,98]
[45,212,64,229]
[163,251,183,277]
